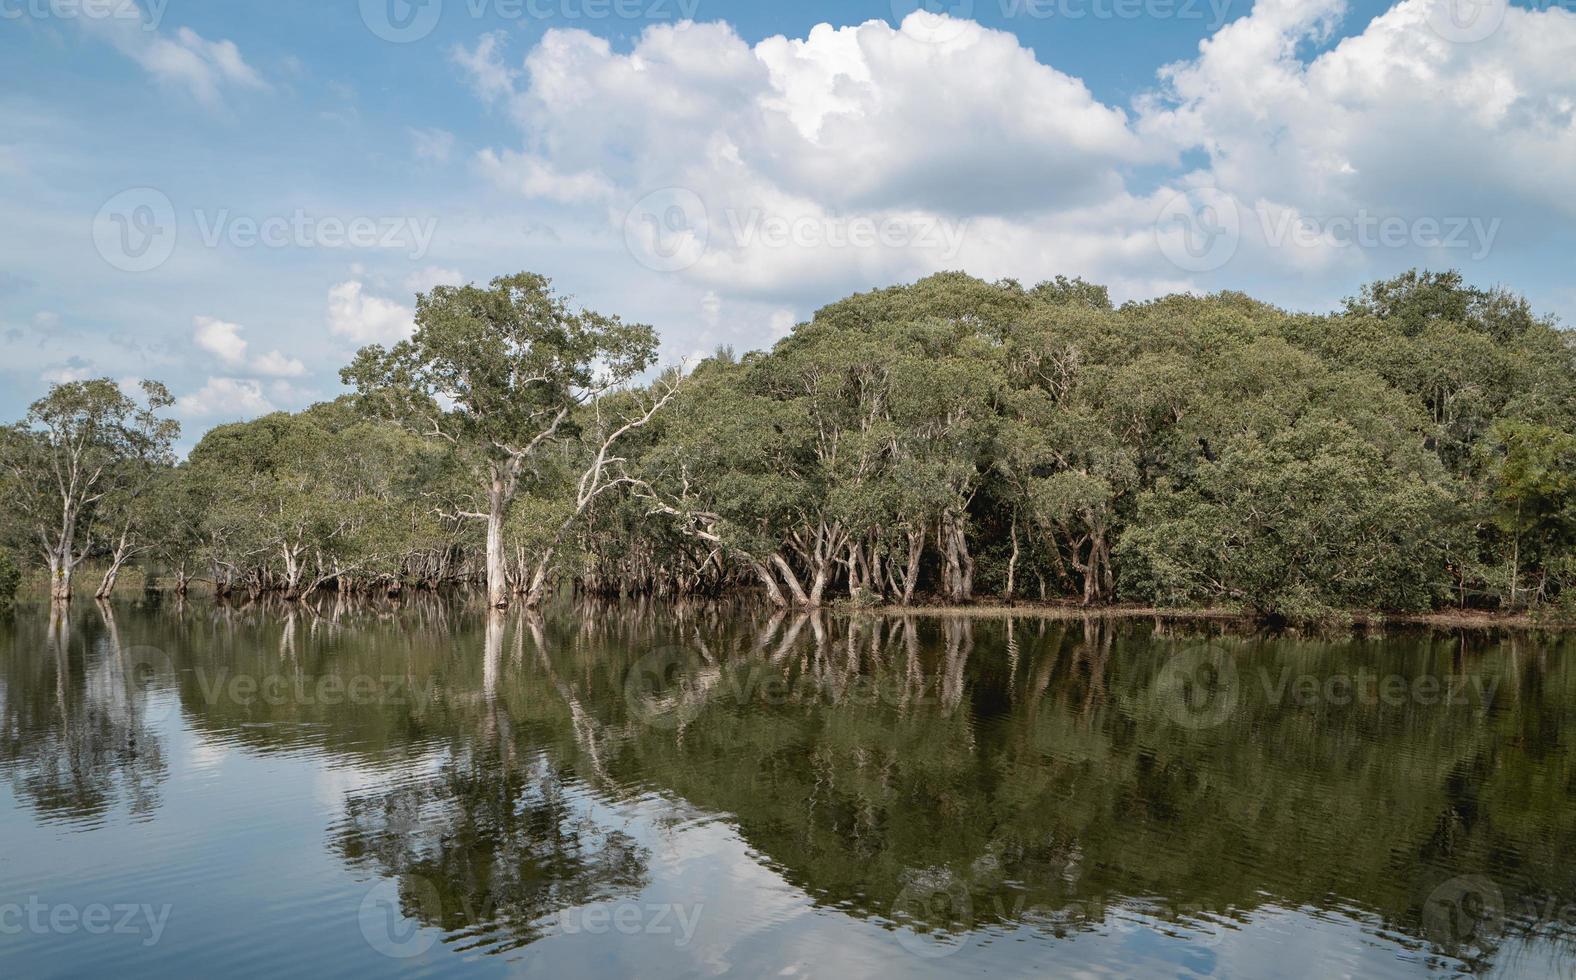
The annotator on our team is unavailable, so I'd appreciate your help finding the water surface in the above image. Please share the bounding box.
[2,598,1573,978]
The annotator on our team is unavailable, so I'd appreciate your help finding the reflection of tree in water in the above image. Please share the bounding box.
[0,604,167,826]
[332,615,649,955]
[515,609,1576,970]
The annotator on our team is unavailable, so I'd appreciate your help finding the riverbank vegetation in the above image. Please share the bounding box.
[2,268,1572,622]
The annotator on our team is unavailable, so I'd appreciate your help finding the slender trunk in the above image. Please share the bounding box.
[769,553,811,606]
[486,478,510,609]
[750,559,788,607]
[902,527,922,605]
[95,559,125,600]
[1006,515,1019,602]
[524,548,555,608]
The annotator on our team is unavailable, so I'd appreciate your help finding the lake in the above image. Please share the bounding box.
[1,598,1573,978]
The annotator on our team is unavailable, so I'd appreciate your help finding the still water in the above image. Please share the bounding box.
[1,598,1573,978]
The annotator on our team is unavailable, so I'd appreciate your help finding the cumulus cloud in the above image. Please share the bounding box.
[193,316,308,376]
[178,377,274,417]
[41,362,93,384]
[327,280,416,345]
[1142,0,1576,211]
[403,266,466,293]
[75,2,266,107]
[252,350,307,377]
[193,315,247,365]
[451,3,1576,306]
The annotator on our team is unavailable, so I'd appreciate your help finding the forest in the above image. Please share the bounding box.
[2,267,1573,623]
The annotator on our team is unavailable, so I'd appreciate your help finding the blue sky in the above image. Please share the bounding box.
[2,0,1573,446]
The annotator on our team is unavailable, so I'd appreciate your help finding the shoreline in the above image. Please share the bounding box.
[859,599,1570,630]
[16,577,1572,631]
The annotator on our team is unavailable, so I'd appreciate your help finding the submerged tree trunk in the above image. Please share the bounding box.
[485,477,510,609]
[48,552,73,603]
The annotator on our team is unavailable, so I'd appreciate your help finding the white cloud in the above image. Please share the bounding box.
[409,127,456,163]
[77,3,266,107]
[326,280,416,345]
[41,364,93,384]
[475,149,614,203]
[178,377,274,418]
[768,310,796,339]
[1136,0,1576,231]
[193,315,248,365]
[452,32,518,102]
[448,3,1576,308]
[252,350,307,377]
[403,266,466,294]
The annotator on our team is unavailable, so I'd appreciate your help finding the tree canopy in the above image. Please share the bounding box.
[3,268,1572,622]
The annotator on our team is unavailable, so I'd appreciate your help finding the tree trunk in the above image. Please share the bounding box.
[769,553,812,606]
[485,479,510,609]
[95,558,125,600]
[523,548,555,608]
[750,559,788,607]
[1006,515,1019,602]
[48,553,72,603]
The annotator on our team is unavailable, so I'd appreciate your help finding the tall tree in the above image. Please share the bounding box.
[0,380,177,603]
[342,272,659,608]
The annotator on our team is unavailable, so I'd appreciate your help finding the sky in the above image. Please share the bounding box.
[2,0,1573,448]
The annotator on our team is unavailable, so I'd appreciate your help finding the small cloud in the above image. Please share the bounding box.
[326,280,415,345]
[409,127,455,163]
[42,356,93,384]
[253,350,307,377]
[178,377,274,418]
[403,266,465,294]
[193,315,248,365]
[768,310,796,339]
[701,291,722,327]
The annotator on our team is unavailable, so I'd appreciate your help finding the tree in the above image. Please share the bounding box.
[342,272,660,608]
[1479,421,1576,607]
[0,548,18,612]
[0,379,177,603]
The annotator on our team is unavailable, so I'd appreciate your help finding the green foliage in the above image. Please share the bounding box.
[1,268,1571,620]
[0,549,19,610]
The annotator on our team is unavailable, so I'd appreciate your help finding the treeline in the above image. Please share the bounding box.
[2,268,1573,621]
